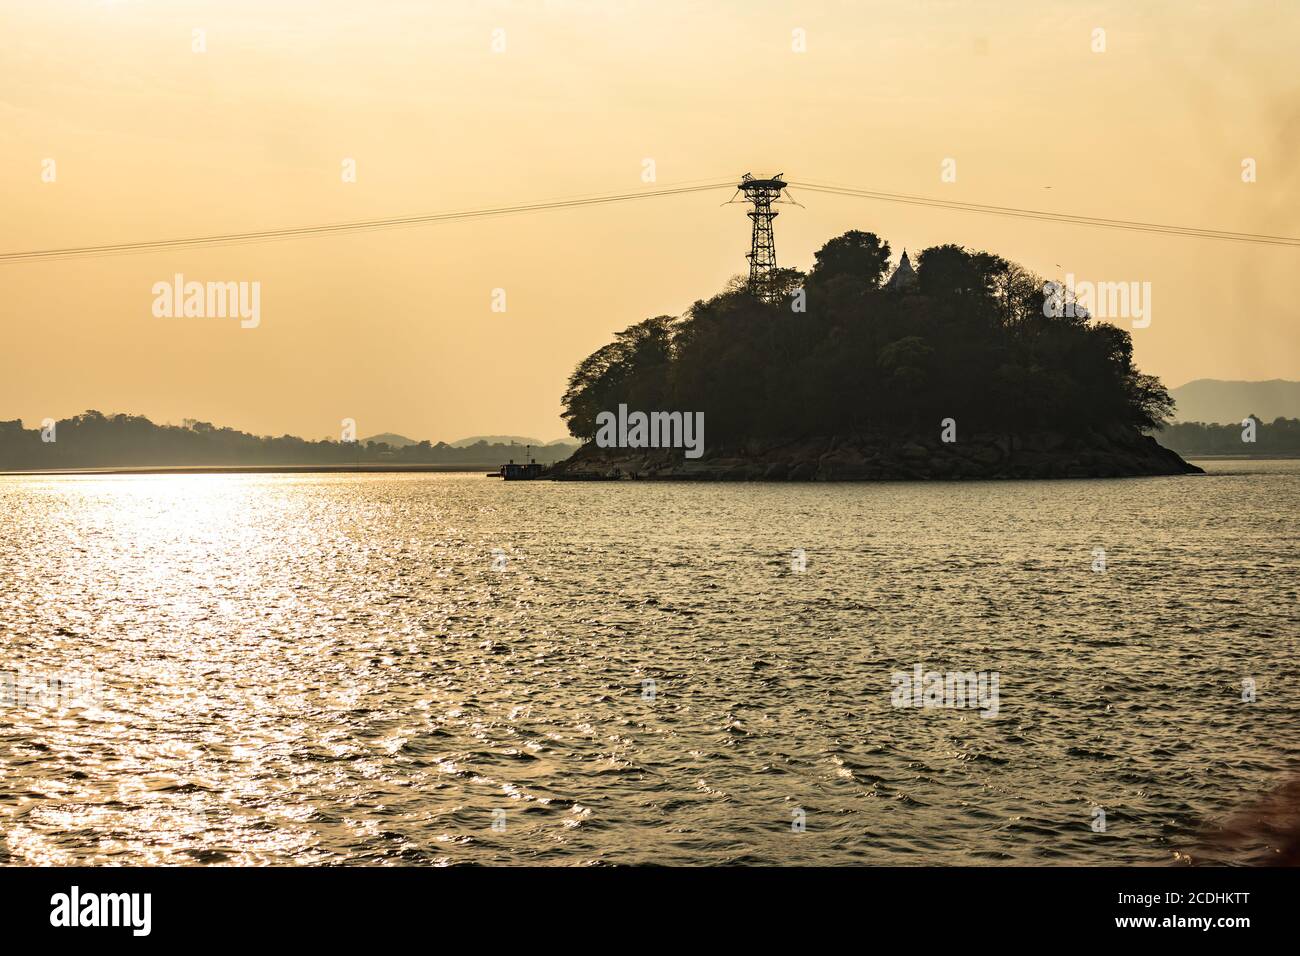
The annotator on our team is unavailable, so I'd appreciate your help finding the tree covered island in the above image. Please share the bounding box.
[553,230,1201,480]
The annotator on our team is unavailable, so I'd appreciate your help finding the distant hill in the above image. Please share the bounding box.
[367,432,570,449]
[450,435,546,448]
[1171,380,1300,424]
[361,432,417,447]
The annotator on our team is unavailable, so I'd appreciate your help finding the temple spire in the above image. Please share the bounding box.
[885,248,916,290]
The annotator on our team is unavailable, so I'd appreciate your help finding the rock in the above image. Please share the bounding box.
[1038,431,1067,452]
[548,427,1202,481]
[900,442,930,460]
[965,444,1002,465]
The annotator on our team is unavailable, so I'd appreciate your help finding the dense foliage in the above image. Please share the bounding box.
[562,232,1174,443]
[1157,416,1300,457]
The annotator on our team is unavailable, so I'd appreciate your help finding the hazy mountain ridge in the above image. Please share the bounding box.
[448,435,566,448]
[362,433,568,449]
[360,432,418,447]
[1170,380,1300,424]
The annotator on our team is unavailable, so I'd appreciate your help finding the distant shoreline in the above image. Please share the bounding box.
[0,464,496,477]
[3,455,1298,478]
[1186,454,1300,461]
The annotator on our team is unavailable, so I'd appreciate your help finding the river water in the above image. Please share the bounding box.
[1,461,1296,865]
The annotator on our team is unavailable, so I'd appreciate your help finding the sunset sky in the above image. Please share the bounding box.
[2,0,1296,442]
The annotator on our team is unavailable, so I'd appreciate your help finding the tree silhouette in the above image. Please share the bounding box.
[561,230,1176,443]
[809,230,892,288]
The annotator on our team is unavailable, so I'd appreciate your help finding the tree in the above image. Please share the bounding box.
[557,231,1176,444]
[560,315,676,439]
[916,244,1006,299]
[809,231,892,288]
[1127,373,1175,429]
[560,341,627,440]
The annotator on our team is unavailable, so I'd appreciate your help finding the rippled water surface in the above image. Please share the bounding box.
[2,463,1297,865]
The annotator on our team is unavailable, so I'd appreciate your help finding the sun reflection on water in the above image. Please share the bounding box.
[1,467,1298,865]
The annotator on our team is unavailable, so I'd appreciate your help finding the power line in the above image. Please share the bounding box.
[3,175,1296,264]
[0,180,735,263]
[789,180,1300,247]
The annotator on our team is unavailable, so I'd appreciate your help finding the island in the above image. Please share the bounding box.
[551,231,1202,480]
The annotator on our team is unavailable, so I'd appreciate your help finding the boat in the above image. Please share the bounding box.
[495,446,546,481]
[499,460,545,480]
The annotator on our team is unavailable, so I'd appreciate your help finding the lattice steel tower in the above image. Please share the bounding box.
[737,172,788,302]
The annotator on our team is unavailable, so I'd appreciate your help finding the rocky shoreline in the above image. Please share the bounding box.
[548,425,1203,481]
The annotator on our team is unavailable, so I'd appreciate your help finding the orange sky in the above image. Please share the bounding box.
[2,0,1296,442]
